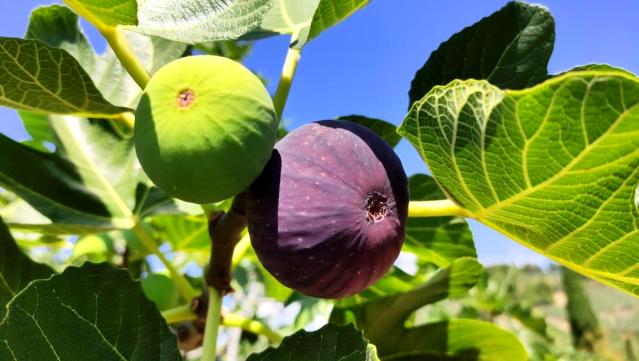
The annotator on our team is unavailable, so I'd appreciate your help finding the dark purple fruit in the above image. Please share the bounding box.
[247,120,409,299]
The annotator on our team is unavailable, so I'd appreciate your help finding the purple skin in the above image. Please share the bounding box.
[247,120,409,299]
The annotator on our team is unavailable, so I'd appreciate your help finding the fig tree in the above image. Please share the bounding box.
[247,120,409,299]
[134,55,277,203]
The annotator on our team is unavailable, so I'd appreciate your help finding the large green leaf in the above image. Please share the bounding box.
[0,132,133,233]
[332,259,526,360]
[26,5,97,74]
[338,115,401,147]
[136,0,271,44]
[250,0,369,48]
[306,0,370,42]
[0,263,180,360]
[0,37,127,118]
[64,0,138,27]
[405,174,476,268]
[408,1,554,106]
[247,323,379,361]
[49,116,139,219]
[0,216,53,316]
[399,70,639,296]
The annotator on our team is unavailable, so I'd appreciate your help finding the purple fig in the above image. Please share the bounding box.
[247,120,409,299]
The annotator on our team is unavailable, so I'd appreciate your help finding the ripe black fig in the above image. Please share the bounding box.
[247,120,409,299]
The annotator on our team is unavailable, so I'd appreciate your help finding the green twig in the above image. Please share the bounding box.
[99,27,151,89]
[201,287,223,361]
[408,200,470,218]
[162,304,197,324]
[132,223,198,301]
[223,312,283,344]
[272,46,301,120]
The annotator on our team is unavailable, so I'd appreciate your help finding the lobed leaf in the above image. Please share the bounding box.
[136,0,272,44]
[0,263,181,360]
[399,70,639,297]
[408,1,554,107]
[247,323,379,361]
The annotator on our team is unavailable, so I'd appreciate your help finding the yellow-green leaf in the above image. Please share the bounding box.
[399,70,639,297]
[0,37,128,118]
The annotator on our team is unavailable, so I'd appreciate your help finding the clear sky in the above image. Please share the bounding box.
[1,1,638,266]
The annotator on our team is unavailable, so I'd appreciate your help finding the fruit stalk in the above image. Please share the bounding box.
[206,193,248,294]
[408,199,470,217]
[99,26,151,89]
[273,47,301,120]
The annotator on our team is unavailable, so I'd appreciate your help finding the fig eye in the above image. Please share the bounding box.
[365,192,388,224]
[176,88,196,108]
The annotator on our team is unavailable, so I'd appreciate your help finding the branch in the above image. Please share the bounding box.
[408,200,470,218]
[206,193,248,294]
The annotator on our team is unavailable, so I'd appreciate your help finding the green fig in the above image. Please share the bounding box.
[134,55,277,203]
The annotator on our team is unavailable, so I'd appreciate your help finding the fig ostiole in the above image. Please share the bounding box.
[247,120,409,299]
[134,55,277,204]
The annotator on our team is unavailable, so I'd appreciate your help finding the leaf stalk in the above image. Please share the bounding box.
[99,27,151,89]
[273,46,301,120]
[408,200,470,218]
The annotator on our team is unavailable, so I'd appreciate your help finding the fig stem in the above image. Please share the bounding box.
[206,193,248,294]
[201,287,222,360]
[223,312,283,344]
[132,223,199,301]
[99,26,151,89]
[273,46,302,120]
[408,199,471,218]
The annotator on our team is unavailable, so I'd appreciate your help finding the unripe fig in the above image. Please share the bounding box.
[247,120,409,299]
[135,55,277,203]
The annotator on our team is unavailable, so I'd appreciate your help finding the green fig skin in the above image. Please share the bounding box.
[135,55,277,203]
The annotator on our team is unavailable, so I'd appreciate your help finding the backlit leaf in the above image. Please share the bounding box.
[399,70,639,297]
[0,37,127,118]
[136,0,271,44]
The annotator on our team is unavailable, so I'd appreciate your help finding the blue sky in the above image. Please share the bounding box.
[1,1,638,266]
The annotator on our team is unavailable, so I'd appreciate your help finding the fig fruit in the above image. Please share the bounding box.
[247,120,409,298]
[134,55,277,203]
